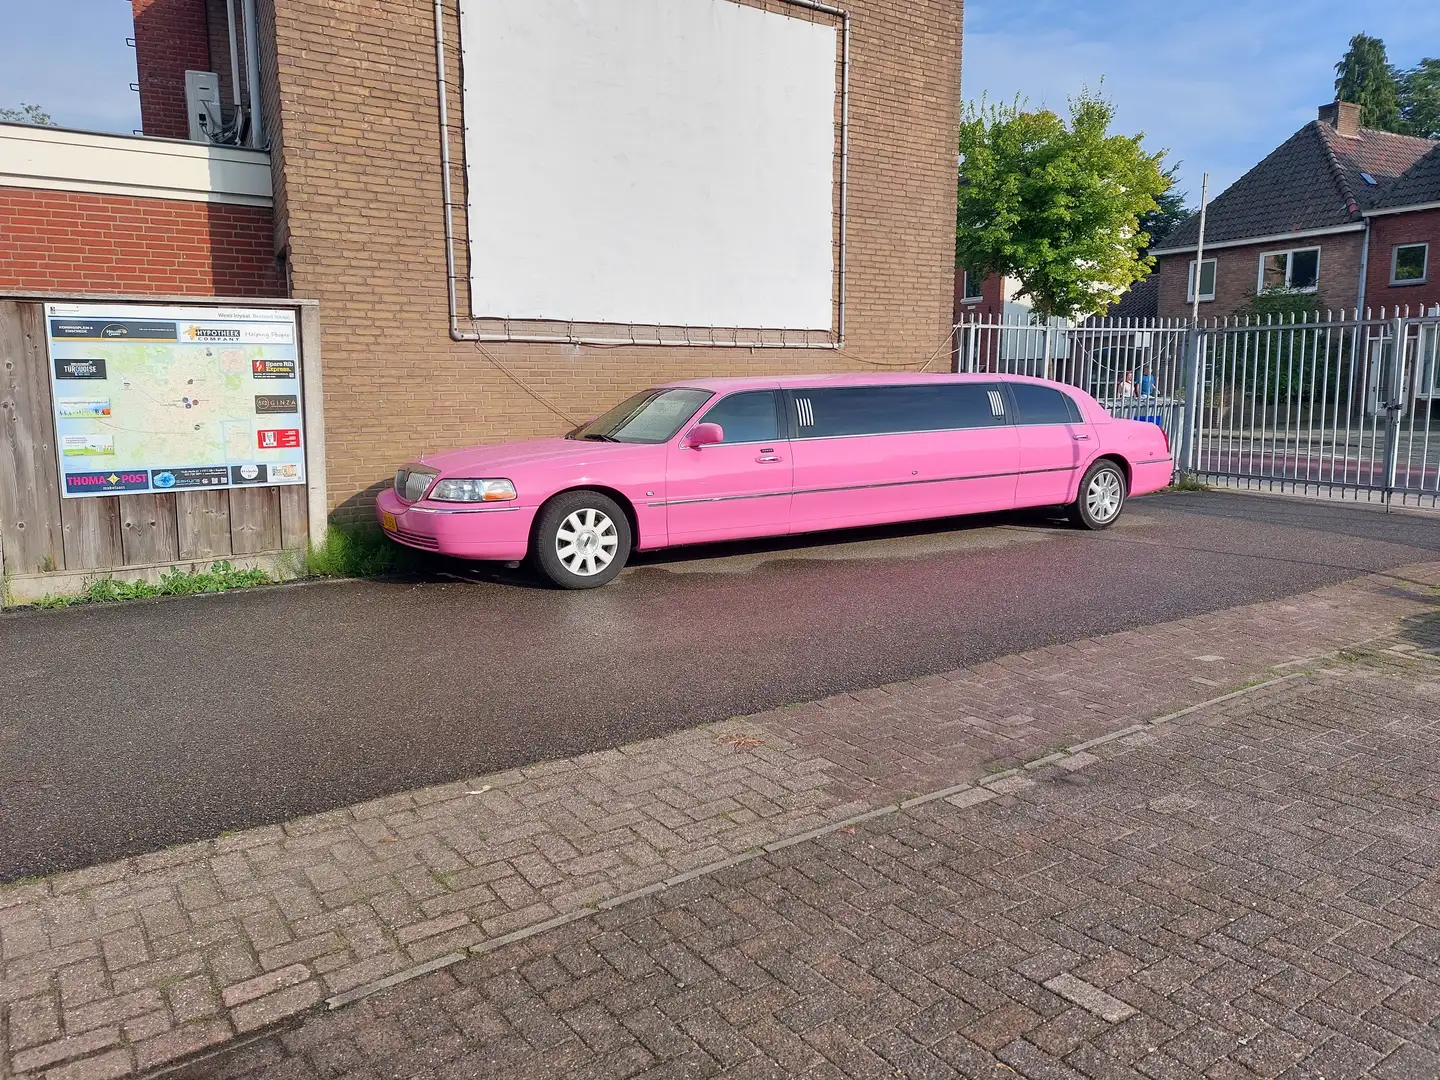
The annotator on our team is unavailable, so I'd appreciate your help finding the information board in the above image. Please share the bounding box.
[45,303,305,499]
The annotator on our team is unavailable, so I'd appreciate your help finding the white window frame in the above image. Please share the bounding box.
[1391,242,1429,286]
[961,270,985,303]
[1187,258,1217,303]
[1257,246,1321,293]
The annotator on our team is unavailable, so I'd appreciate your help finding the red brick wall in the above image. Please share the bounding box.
[953,269,1006,321]
[133,0,213,140]
[1366,208,1440,315]
[0,188,282,296]
[1157,231,1366,319]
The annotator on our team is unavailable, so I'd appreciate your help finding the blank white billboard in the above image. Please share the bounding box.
[459,0,838,331]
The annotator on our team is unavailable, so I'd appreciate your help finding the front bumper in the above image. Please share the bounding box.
[377,488,535,561]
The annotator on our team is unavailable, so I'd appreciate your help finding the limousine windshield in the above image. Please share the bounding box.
[569,388,712,444]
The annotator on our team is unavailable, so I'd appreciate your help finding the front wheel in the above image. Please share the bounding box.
[1070,459,1127,530]
[532,491,632,589]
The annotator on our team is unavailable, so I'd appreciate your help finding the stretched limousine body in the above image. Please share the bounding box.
[378,373,1173,588]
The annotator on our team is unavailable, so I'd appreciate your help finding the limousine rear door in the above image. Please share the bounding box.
[785,383,1019,534]
[1004,382,1094,506]
[665,390,792,544]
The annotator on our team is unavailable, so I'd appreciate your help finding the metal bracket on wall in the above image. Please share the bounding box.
[431,0,850,349]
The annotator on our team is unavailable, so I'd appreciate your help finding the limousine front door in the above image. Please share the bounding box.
[664,390,792,545]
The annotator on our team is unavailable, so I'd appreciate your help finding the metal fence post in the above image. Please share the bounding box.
[1175,325,1204,477]
[1382,315,1407,509]
[1042,324,1054,381]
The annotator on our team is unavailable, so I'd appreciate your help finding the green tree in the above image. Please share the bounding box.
[1137,165,1189,253]
[955,90,1170,320]
[1333,34,1401,131]
[0,103,54,126]
[1398,57,1440,138]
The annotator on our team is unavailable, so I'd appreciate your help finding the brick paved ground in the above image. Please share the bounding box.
[177,638,1440,1080]
[3,565,1438,1079]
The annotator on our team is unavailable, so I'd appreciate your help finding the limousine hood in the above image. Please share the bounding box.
[418,437,646,476]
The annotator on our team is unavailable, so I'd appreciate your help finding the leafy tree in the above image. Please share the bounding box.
[0,103,54,126]
[1137,165,1189,253]
[1398,57,1440,138]
[1333,34,1401,131]
[955,90,1171,320]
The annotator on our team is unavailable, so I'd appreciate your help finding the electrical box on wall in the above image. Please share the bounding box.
[184,70,223,142]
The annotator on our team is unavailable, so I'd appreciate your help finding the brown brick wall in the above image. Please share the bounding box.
[1156,230,1366,319]
[1366,209,1440,315]
[264,0,964,517]
[0,187,282,296]
[132,0,213,140]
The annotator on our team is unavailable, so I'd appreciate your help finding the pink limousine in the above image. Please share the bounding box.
[377,373,1173,588]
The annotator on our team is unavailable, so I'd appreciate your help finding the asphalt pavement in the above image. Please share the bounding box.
[3,490,1438,881]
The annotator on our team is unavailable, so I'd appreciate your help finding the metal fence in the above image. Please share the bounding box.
[954,309,1440,511]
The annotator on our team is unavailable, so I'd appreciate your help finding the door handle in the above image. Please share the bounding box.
[1073,433,1091,441]
[756,450,782,463]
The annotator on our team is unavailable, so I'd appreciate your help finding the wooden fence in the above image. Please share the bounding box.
[0,295,326,605]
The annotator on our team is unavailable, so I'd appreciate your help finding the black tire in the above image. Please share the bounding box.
[1069,459,1127,530]
[532,490,633,589]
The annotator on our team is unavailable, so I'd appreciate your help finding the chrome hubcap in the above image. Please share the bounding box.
[555,508,618,577]
[1087,470,1123,522]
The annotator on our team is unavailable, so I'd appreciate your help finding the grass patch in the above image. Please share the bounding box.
[302,524,433,578]
[1168,473,1210,492]
[30,561,272,610]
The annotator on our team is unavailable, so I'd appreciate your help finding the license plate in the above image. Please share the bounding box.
[381,510,397,532]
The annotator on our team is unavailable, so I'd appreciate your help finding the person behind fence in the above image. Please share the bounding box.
[1118,370,1136,398]
[1138,366,1157,397]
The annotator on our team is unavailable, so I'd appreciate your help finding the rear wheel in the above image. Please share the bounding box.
[532,491,632,589]
[1070,459,1127,530]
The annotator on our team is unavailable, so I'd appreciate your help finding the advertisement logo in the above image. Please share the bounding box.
[54,358,108,380]
[257,428,301,449]
[254,394,299,415]
[231,464,269,485]
[182,325,243,342]
[57,398,111,418]
[64,470,150,494]
[151,466,231,488]
[268,462,302,481]
[61,434,115,458]
[251,358,297,379]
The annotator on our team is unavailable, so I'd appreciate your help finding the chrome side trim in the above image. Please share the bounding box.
[1134,457,1174,466]
[648,465,1076,508]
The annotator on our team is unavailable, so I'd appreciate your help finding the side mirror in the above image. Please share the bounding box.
[681,422,724,449]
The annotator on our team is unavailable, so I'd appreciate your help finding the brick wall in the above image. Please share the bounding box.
[262,0,964,517]
[1366,208,1440,315]
[133,0,213,139]
[1157,231,1366,319]
[954,269,1006,322]
[0,188,281,296]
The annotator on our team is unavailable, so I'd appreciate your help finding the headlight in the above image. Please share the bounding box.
[427,478,517,503]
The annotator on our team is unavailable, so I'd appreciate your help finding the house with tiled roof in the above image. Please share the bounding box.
[1149,101,1439,319]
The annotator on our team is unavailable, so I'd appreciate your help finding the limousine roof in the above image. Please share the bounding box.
[657,372,1069,393]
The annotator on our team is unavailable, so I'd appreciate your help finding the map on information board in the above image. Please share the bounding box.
[45,304,305,499]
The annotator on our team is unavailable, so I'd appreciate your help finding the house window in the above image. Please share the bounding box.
[1258,247,1320,292]
[1187,258,1216,302]
[961,270,985,302]
[1391,243,1429,285]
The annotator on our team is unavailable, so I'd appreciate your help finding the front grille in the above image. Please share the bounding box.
[394,467,437,503]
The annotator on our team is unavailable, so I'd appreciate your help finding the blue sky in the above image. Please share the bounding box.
[2,0,1439,208]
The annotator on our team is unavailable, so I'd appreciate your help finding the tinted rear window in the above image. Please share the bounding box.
[1010,383,1082,425]
[793,384,1004,438]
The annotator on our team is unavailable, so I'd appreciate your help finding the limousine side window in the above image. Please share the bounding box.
[699,391,780,444]
[1009,382,1083,425]
[792,384,1005,439]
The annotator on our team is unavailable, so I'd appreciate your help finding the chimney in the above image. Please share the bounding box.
[1318,100,1361,138]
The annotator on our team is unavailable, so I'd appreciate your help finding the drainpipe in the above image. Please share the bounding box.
[242,0,264,147]
[225,0,242,111]
[1356,217,1371,318]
